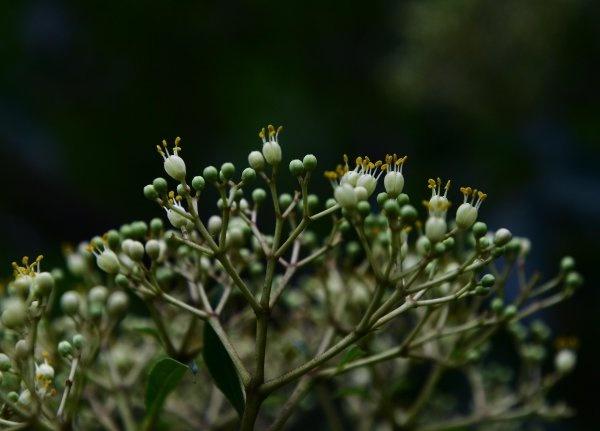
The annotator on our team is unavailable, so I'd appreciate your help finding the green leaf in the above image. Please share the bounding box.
[203,323,245,416]
[337,345,366,370]
[144,357,188,428]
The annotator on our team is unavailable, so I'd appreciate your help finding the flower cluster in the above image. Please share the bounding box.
[0,124,583,431]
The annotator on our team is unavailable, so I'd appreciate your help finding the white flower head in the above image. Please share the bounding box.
[355,156,384,197]
[325,155,384,209]
[455,186,487,230]
[157,137,186,181]
[425,178,451,218]
[259,125,283,165]
[88,242,120,274]
[383,154,407,197]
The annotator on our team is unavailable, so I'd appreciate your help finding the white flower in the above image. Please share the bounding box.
[95,249,120,274]
[555,349,576,374]
[259,125,283,165]
[425,216,447,243]
[165,195,194,231]
[325,155,385,209]
[333,183,359,209]
[455,186,486,230]
[425,178,451,218]
[157,137,186,181]
[383,154,407,197]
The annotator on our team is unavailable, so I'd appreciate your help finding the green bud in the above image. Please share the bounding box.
[346,241,361,258]
[143,184,158,200]
[492,246,505,258]
[503,305,517,319]
[242,167,256,184]
[131,221,148,239]
[115,274,129,289]
[491,298,504,313]
[252,188,267,204]
[478,236,490,249]
[400,205,418,224]
[226,228,245,248]
[1,299,27,329]
[7,392,19,403]
[120,224,133,239]
[126,240,145,261]
[96,250,120,274]
[396,193,410,207]
[88,285,109,304]
[493,228,512,246]
[191,175,206,192]
[279,193,293,209]
[560,256,576,272]
[58,341,74,358]
[105,230,121,250]
[72,334,85,349]
[339,220,351,232]
[220,162,236,180]
[107,291,129,317]
[208,215,222,235]
[14,340,30,360]
[383,199,400,217]
[176,183,188,196]
[442,237,455,250]
[472,222,487,238]
[150,218,163,236]
[152,177,168,195]
[91,236,104,250]
[433,242,446,255]
[480,274,496,288]
[60,291,81,316]
[203,166,219,183]
[565,271,583,289]
[376,192,389,207]
[357,200,371,216]
[302,231,317,248]
[249,262,264,276]
[302,154,317,171]
[289,159,304,176]
[0,353,12,371]
[145,239,162,260]
[32,272,55,297]
[506,238,521,254]
[325,198,337,209]
[306,194,319,211]
[248,150,266,171]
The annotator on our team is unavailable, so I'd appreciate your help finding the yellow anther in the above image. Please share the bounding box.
[168,191,175,199]
[422,200,430,208]
[460,186,472,196]
[258,128,266,139]
[355,156,363,166]
[343,154,349,164]
[324,171,338,180]
[174,136,181,146]
[156,145,165,156]
[427,179,436,189]
[381,163,388,171]
[374,160,382,168]
[478,191,487,201]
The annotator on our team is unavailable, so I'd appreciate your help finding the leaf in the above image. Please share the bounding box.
[203,322,246,416]
[144,357,188,428]
[337,345,366,370]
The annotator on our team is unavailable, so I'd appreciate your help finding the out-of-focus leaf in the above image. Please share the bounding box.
[203,323,245,416]
[144,357,188,428]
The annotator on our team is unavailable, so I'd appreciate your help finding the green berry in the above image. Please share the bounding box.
[396,193,410,207]
[442,237,455,250]
[303,154,317,171]
[191,175,205,192]
[376,192,389,207]
[357,201,371,216]
[252,188,267,204]
[279,193,293,209]
[383,199,400,217]
[503,305,517,319]
[150,218,163,235]
[72,334,85,350]
[481,274,496,288]
[58,341,74,357]
[565,271,583,288]
[560,256,576,272]
[491,298,504,313]
[106,230,121,250]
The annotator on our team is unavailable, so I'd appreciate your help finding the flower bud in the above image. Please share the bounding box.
[0,353,12,371]
[61,291,81,316]
[560,256,576,272]
[150,218,163,235]
[383,199,400,217]
[455,203,478,230]
[241,167,256,184]
[7,392,18,403]
[334,184,358,210]
[203,166,219,183]
[303,154,317,171]
[144,184,158,200]
[472,221,487,238]
[18,389,31,406]
[248,151,266,171]
[376,192,389,207]
[14,340,30,360]
[279,193,293,209]
[494,228,512,246]
[555,349,576,374]
[96,249,120,274]
[400,205,418,224]
[145,239,162,260]
[115,274,129,289]
[226,228,245,248]
[480,274,496,288]
[191,175,205,192]
[12,275,32,297]
[220,162,236,180]
[425,216,447,243]
[107,291,129,317]
[208,215,222,236]
[125,240,145,262]
[383,171,405,198]
[357,200,371,216]
[565,271,583,289]
[289,159,304,176]
[31,272,54,297]
[88,285,109,304]
[152,177,168,195]
[36,361,55,380]
[164,154,186,181]
[72,334,85,350]
[58,341,74,358]
[252,188,267,204]
[416,235,431,256]
[1,299,27,329]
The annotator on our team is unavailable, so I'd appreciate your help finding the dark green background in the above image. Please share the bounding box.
[1,1,599,429]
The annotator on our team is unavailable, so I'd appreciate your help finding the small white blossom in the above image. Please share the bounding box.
[383,154,407,197]
[259,125,283,165]
[455,186,486,230]
[157,137,186,181]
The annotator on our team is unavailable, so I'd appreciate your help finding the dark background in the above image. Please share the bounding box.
[1,1,599,429]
